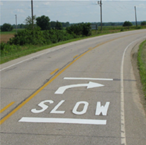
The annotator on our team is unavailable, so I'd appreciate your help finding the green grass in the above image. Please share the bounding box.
[0,37,89,64]
[138,40,146,100]
[92,25,146,35]
[0,29,24,35]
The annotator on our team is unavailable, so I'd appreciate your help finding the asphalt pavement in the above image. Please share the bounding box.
[0,30,146,145]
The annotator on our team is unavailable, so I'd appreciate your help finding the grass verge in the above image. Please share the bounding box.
[137,40,146,101]
[0,37,89,64]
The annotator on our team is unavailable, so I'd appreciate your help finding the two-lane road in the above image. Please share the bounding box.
[0,30,146,145]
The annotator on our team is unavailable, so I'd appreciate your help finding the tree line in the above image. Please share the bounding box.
[0,22,91,59]
[1,14,146,32]
[0,15,70,32]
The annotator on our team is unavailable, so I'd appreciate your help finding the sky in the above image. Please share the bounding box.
[0,0,146,25]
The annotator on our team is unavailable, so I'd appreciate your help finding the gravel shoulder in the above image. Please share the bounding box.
[131,40,146,115]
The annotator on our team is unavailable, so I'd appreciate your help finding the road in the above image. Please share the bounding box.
[0,30,146,145]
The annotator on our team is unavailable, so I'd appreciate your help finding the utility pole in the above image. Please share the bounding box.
[31,0,34,30]
[134,6,138,27]
[15,14,17,33]
[98,0,102,31]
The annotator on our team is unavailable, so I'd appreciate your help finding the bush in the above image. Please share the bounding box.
[66,23,91,36]
[1,23,13,32]
[8,27,46,45]
[7,27,77,46]
[121,28,124,31]
[55,21,63,30]
[0,42,21,56]
[123,21,133,27]
[141,21,146,26]
[82,23,91,36]
[0,42,6,51]
[6,24,91,46]
[136,26,141,29]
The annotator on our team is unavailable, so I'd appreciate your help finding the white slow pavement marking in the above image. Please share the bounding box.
[19,117,106,125]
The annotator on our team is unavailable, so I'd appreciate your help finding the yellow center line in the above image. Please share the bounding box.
[73,55,78,58]
[50,69,59,75]
[0,32,143,125]
[0,102,15,114]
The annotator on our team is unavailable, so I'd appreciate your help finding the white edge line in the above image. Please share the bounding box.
[19,117,106,125]
[0,49,56,72]
[120,38,145,145]
[64,77,113,81]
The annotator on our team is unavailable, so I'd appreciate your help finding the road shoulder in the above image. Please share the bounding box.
[131,40,146,115]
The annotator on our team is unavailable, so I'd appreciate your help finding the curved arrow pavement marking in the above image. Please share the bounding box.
[55,82,104,94]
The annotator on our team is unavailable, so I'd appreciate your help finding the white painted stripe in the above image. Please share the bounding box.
[64,77,113,81]
[19,117,106,125]
[0,50,55,72]
[120,37,146,145]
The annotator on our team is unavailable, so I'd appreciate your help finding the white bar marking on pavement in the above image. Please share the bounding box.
[19,117,106,125]
[64,77,113,81]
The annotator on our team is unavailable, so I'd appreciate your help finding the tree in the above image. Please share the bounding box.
[55,21,63,30]
[123,21,132,27]
[141,21,146,26]
[20,24,25,29]
[65,22,70,27]
[1,23,13,32]
[61,22,70,28]
[36,15,50,30]
[50,21,56,29]
[66,23,91,36]
[111,23,115,26]
[25,15,36,30]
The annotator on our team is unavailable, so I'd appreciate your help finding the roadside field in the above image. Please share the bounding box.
[0,29,24,43]
[138,40,146,102]
[0,29,24,35]
[92,25,146,35]
[0,34,14,43]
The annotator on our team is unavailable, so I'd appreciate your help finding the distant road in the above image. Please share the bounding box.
[1,30,146,145]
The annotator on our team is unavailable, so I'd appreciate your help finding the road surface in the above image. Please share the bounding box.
[0,30,146,145]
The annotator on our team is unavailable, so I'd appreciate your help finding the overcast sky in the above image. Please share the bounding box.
[0,0,146,25]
